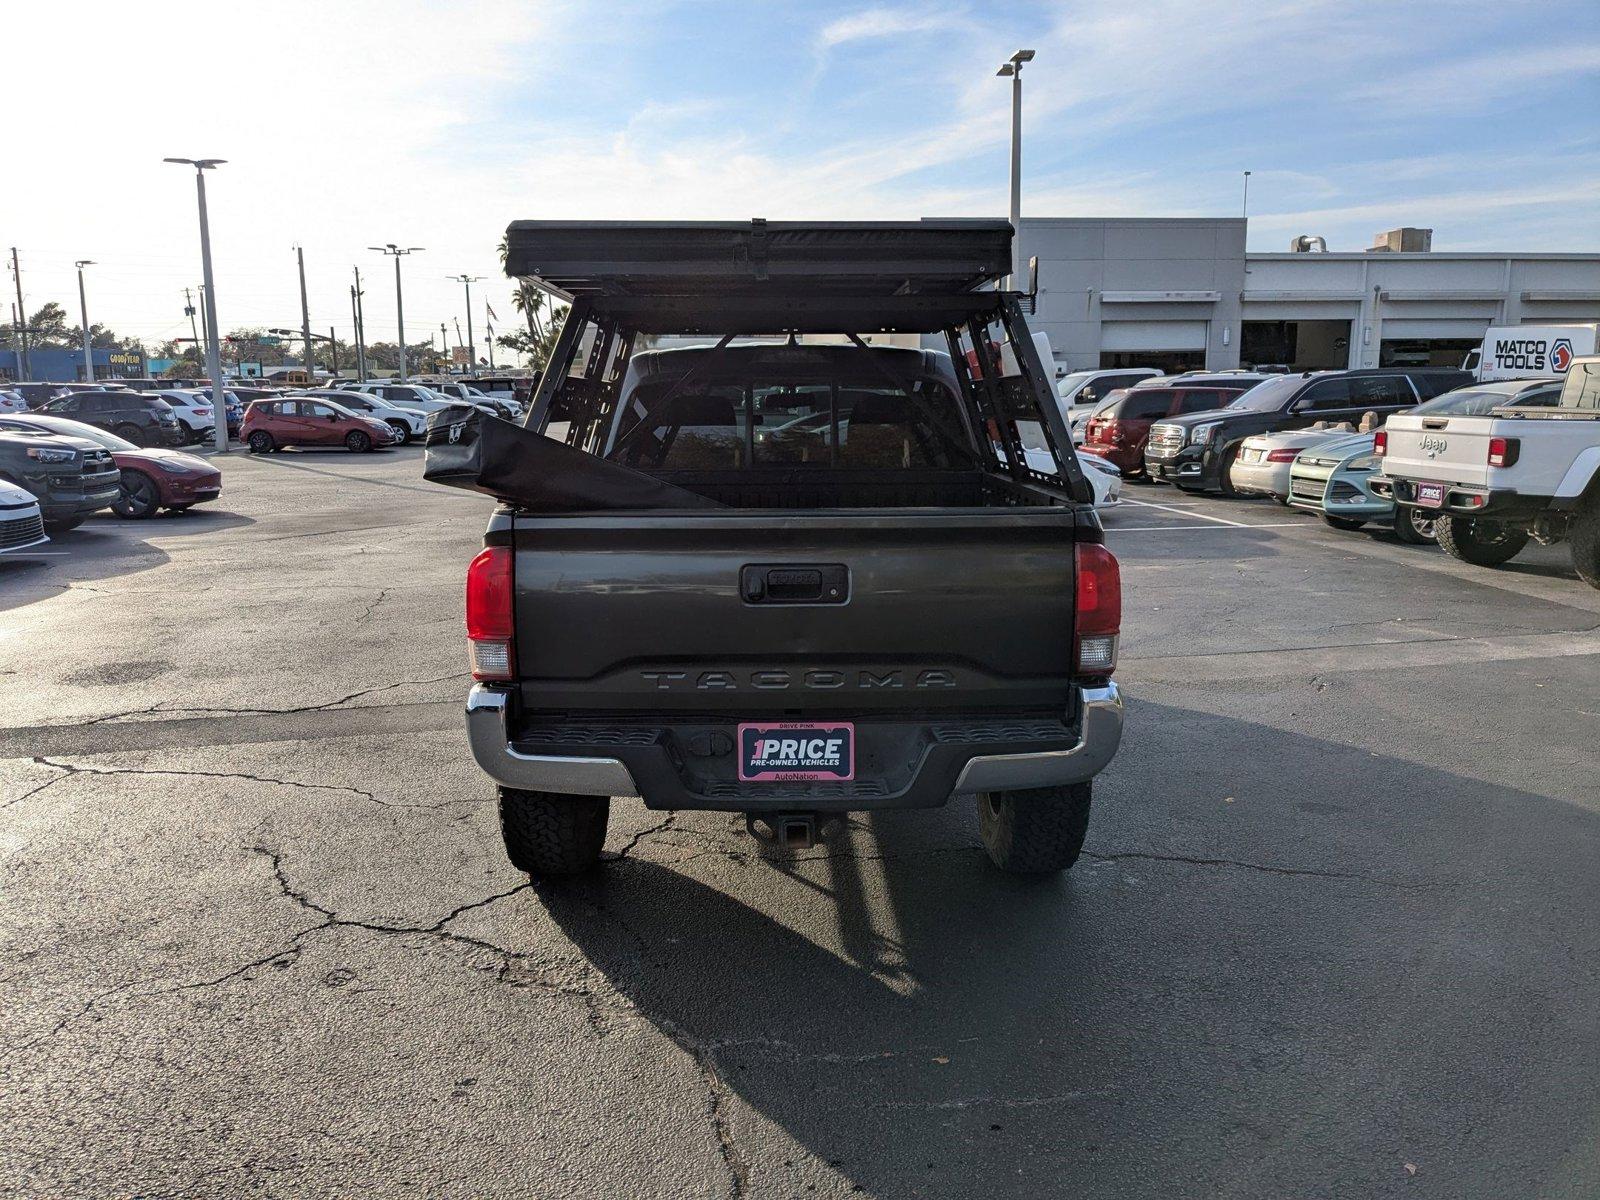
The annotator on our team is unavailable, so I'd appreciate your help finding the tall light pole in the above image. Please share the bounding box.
[295,245,314,381]
[1242,170,1252,219]
[448,274,483,376]
[369,244,423,381]
[74,261,95,383]
[165,157,228,451]
[996,49,1035,288]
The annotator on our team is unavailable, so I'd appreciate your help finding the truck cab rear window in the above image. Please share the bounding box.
[608,372,975,472]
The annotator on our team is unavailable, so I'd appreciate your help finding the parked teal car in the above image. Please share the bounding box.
[1290,378,1564,543]
[1288,431,1437,542]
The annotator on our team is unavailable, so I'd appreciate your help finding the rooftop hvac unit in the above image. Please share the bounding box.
[1368,227,1432,253]
[1289,235,1328,252]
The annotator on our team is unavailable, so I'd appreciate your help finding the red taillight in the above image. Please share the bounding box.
[1105,419,1124,445]
[1488,436,1519,468]
[1074,543,1121,676]
[465,546,514,680]
[1374,430,1387,456]
[1265,448,1299,463]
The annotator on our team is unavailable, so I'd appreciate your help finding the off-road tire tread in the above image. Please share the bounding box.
[498,787,610,876]
[1435,515,1529,567]
[978,782,1093,873]
[1568,493,1600,589]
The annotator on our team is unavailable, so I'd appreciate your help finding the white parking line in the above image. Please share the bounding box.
[1118,497,1248,527]
[1108,522,1306,532]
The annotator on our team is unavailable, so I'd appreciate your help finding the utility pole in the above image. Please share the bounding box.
[352,266,367,380]
[369,244,423,381]
[1242,170,1252,220]
[295,245,314,381]
[440,323,449,372]
[485,301,496,372]
[164,156,229,451]
[350,285,366,380]
[453,317,465,365]
[448,274,483,375]
[183,287,202,363]
[329,326,339,375]
[9,248,28,379]
[995,49,1035,288]
[74,261,95,382]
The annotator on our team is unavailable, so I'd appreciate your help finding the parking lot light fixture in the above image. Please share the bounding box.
[164,157,229,451]
[996,50,1035,287]
[370,244,424,381]
[74,261,94,383]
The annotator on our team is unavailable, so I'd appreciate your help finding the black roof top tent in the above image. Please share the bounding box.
[501,218,1014,335]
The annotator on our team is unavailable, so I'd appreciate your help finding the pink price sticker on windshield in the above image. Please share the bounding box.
[738,722,854,782]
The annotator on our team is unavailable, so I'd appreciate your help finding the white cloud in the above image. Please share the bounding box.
[817,6,963,48]
[7,0,1596,354]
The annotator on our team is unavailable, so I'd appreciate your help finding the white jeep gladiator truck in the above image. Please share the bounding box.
[1372,356,1600,586]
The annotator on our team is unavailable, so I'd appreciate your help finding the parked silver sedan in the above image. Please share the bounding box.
[1228,426,1361,503]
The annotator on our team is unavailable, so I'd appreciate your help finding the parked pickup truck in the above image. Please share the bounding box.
[433,219,1125,877]
[1372,356,1600,586]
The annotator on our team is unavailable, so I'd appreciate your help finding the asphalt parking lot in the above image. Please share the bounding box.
[4,448,1598,1198]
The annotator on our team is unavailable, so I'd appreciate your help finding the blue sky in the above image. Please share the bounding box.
[9,0,1599,347]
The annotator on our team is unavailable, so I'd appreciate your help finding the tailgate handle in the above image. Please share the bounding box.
[1421,418,1449,429]
[740,564,849,604]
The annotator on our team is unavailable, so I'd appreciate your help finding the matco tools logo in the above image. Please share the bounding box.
[1550,339,1575,373]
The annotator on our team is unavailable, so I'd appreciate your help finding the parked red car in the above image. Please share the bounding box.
[0,413,222,518]
[1081,384,1254,476]
[242,397,398,454]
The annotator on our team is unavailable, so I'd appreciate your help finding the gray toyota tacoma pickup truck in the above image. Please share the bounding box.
[432,220,1124,876]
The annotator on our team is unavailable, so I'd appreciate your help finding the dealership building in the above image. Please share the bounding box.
[1010,217,1600,376]
[0,346,147,383]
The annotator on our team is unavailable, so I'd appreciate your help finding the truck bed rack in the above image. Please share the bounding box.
[502,218,1012,334]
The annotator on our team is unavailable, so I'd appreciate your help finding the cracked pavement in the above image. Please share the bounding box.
[3,448,1599,1198]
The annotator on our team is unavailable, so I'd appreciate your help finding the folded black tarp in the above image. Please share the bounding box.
[422,406,722,512]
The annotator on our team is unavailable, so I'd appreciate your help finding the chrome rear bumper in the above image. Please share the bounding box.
[466,680,1124,801]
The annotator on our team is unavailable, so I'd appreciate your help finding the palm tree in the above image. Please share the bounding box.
[497,237,548,340]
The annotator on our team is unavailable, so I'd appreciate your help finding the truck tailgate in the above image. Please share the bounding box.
[510,509,1081,716]
[1382,413,1497,487]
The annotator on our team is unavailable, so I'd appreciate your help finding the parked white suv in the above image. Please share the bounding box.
[298,389,427,445]
[0,479,48,556]
[1373,358,1600,585]
[153,389,217,443]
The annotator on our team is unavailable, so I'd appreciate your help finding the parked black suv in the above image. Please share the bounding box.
[12,383,67,409]
[0,430,121,532]
[1144,368,1472,494]
[39,389,185,448]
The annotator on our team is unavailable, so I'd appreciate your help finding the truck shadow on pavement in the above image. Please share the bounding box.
[536,696,1600,1198]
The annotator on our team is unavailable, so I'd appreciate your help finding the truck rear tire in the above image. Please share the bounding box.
[1435,515,1529,567]
[498,787,610,876]
[1568,495,1600,589]
[978,783,1092,874]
